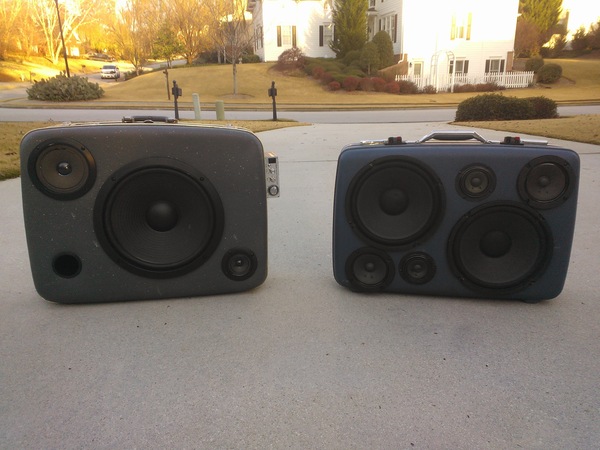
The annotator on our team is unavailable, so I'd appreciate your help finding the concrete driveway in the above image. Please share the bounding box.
[1,122,599,448]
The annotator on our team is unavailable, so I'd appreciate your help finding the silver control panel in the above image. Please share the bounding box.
[265,152,280,198]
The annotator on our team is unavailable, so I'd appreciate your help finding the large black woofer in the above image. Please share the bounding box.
[345,247,395,292]
[94,158,224,278]
[28,139,96,200]
[448,202,553,295]
[346,156,445,249]
[518,155,575,209]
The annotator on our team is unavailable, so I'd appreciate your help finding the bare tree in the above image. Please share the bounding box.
[0,0,24,58]
[168,0,211,65]
[29,0,96,64]
[110,0,162,75]
[206,0,254,95]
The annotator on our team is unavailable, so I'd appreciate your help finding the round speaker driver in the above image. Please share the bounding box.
[347,156,445,249]
[29,140,96,199]
[448,202,552,294]
[518,156,575,209]
[94,159,224,278]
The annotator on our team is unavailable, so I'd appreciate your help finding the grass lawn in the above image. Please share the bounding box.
[95,57,600,106]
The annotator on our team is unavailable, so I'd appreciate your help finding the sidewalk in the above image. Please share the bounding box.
[2,122,599,448]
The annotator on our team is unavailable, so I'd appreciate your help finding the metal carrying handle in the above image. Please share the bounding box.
[359,130,548,146]
[122,116,177,123]
[415,130,491,143]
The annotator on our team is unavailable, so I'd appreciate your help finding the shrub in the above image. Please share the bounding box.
[342,50,362,66]
[27,75,104,101]
[536,63,563,84]
[527,96,558,119]
[360,77,374,91]
[453,84,477,93]
[525,56,545,73]
[241,54,261,63]
[328,81,341,91]
[320,72,335,84]
[421,85,437,94]
[312,66,325,79]
[455,93,534,121]
[342,76,361,91]
[454,82,503,93]
[276,47,305,71]
[474,82,504,92]
[397,80,419,94]
[384,81,400,94]
[371,77,387,92]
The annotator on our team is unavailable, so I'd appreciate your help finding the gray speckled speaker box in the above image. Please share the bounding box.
[20,123,268,303]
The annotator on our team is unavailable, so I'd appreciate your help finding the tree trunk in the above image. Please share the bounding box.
[232,61,238,95]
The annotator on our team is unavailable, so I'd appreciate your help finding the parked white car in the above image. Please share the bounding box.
[101,65,120,80]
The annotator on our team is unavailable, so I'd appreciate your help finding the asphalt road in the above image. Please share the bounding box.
[1,105,600,124]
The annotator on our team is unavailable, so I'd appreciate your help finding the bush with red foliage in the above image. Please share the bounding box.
[371,77,387,92]
[312,66,325,79]
[359,77,374,91]
[342,76,361,92]
[328,81,341,91]
[384,81,400,94]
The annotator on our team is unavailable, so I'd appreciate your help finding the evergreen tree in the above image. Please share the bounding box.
[360,41,380,75]
[372,31,395,68]
[517,0,562,55]
[330,0,368,58]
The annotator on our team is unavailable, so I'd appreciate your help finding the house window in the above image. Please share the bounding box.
[485,58,505,73]
[412,61,423,77]
[449,59,469,74]
[378,13,397,43]
[450,12,472,40]
[319,23,334,47]
[277,25,297,47]
[369,0,376,8]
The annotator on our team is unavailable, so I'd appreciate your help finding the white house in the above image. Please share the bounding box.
[248,0,336,62]
[250,0,532,90]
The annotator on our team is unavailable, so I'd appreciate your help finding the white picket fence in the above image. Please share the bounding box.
[396,71,535,91]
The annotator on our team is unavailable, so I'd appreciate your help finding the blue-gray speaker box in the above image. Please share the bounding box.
[21,123,268,303]
[332,136,579,302]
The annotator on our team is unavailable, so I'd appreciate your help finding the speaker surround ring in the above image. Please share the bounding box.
[346,156,445,249]
[448,201,553,295]
[28,139,96,200]
[94,158,224,278]
[518,155,575,209]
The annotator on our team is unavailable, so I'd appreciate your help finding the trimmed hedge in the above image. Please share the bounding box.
[27,75,104,101]
[527,96,559,118]
[455,93,558,121]
[536,63,563,84]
